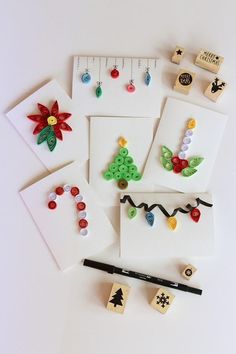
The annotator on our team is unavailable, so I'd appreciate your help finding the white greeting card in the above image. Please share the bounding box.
[20,161,117,271]
[6,80,88,172]
[89,116,156,206]
[144,97,228,192]
[120,192,214,258]
[72,56,162,118]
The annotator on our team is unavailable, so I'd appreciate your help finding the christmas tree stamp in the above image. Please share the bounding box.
[107,283,130,314]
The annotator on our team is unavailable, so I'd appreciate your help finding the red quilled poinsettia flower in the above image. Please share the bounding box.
[27,101,72,151]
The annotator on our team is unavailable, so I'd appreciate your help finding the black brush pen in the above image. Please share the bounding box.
[83,259,202,295]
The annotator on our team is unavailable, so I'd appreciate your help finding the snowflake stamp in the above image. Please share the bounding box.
[151,288,175,314]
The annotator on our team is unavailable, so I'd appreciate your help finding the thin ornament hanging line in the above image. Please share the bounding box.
[120,194,213,229]
[81,57,92,84]
[95,57,103,98]
[48,184,88,236]
[144,58,152,86]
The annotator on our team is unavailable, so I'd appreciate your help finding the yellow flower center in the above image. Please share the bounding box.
[47,116,57,126]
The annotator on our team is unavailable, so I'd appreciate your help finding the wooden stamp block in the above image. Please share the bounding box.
[195,49,224,73]
[150,288,175,314]
[172,46,185,64]
[106,282,130,314]
[182,264,197,280]
[204,77,227,102]
[174,69,196,95]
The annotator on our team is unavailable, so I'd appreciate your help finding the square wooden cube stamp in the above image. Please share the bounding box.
[182,264,197,280]
[150,287,175,314]
[204,77,227,102]
[174,69,196,95]
[195,49,224,73]
[172,46,185,64]
[106,282,130,314]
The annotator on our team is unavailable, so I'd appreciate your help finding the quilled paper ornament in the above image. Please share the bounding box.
[47,185,88,236]
[81,70,91,84]
[120,195,213,231]
[144,68,152,86]
[146,212,155,226]
[96,82,103,98]
[81,57,91,84]
[167,216,177,230]
[128,207,137,219]
[111,65,120,79]
[160,118,204,177]
[27,101,72,152]
[127,80,136,93]
[103,137,142,189]
[190,208,201,223]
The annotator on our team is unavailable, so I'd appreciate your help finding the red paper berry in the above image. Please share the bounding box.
[180,159,189,168]
[173,164,182,173]
[55,186,64,195]
[71,187,80,196]
[171,156,180,165]
[48,201,57,210]
[79,219,88,228]
[111,68,119,79]
[77,202,86,211]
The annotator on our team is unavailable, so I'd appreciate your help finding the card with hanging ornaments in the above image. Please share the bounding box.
[144,97,228,192]
[72,56,162,118]
[20,161,117,271]
[6,79,88,171]
[120,192,214,258]
[89,116,157,206]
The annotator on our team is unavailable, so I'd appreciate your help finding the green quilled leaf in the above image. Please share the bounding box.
[160,157,173,171]
[37,126,51,145]
[182,167,197,177]
[47,130,57,151]
[161,145,173,159]
[189,157,204,168]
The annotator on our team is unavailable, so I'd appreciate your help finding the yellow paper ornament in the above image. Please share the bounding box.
[187,118,197,129]
[167,216,177,231]
[118,137,128,148]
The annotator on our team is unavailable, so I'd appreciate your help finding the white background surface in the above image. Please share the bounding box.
[1,1,236,354]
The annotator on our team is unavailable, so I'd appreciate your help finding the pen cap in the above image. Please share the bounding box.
[83,259,115,274]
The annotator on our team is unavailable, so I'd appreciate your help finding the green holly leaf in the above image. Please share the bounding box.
[161,146,173,159]
[182,167,197,177]
[160,157,173,171]
[37,126,51,145]
[189,157,204,168]
[47,130,57,151]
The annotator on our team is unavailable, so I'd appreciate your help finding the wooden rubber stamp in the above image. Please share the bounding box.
[204,77,227,102]
[106,282,130,314]
[182,264,197,280]
[174,69,196,95]
[172,46,185,64]
[195,49,224,73]
[150,287,175,314]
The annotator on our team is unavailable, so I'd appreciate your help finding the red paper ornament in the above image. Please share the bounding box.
[111,68,119,79]
[190,208,201,223]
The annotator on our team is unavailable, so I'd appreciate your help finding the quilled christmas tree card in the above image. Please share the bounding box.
[89,116,157,206]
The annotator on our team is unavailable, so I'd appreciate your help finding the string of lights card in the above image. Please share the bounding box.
[72,55,162,118]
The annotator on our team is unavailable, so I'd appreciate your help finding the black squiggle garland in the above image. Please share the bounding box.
[120,195,213,217]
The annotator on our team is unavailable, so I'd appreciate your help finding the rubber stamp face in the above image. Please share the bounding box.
[178,72,193,86]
